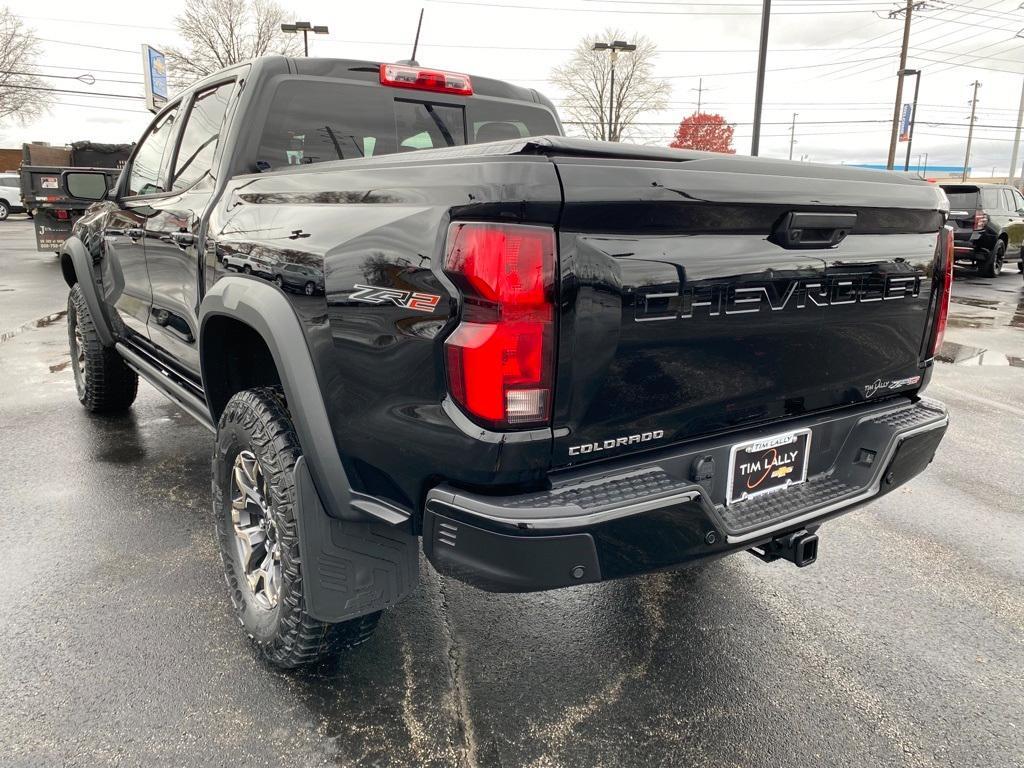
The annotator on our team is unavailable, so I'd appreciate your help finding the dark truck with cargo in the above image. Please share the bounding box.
[20,141,132,251]
[59,56,952,669]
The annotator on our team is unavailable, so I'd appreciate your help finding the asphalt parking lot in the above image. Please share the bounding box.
[1,217,1021,768]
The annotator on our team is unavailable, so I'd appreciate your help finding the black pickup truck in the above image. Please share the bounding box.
[59,56,952,668]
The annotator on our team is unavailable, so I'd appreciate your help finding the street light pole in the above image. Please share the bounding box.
[610,49,616,138]
[281,21,329,57]
[901,68,921,172]
[592,40,636,142]
[750,0,771,156]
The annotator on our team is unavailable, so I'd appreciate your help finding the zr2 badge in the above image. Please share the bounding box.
[350,284,441,313]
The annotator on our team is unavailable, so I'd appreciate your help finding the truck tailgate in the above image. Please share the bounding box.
[549,152,946,468]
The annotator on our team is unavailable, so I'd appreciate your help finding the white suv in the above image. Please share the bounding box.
[0,173,26,221]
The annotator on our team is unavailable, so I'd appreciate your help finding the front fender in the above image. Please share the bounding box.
[60,235,114,347]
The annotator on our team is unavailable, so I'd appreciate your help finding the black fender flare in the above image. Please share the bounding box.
[60,235,114,347]
[199,277,407,526]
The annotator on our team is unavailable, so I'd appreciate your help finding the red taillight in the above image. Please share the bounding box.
[973,209,988,230]
[55,209,69,220]
[379,63,472,95]
[444,222,555,429]
[929,226,954,357]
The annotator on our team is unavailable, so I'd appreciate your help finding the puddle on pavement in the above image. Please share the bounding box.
[0,310,67,344]
[34,311,67,329]
[947,315,995,329]
[944,293,1024,330]
[951,297,1001,309]
[937,340,1024,368]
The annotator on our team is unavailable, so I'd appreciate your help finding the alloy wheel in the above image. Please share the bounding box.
[230,450,282,610]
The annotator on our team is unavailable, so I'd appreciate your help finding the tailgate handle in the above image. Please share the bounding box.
[771,211,857,249]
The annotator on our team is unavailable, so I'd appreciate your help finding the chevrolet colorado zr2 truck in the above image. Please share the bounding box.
[58,56,952,668]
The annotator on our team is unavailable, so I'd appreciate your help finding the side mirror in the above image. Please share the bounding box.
[63,171,109,202]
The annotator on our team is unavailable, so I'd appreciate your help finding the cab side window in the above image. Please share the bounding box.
[128,107,179,196]
[172,82,234,191]
[1012,189,1024,212]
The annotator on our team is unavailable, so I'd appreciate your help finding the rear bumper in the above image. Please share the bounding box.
[952,230,989,259]
[423,397,948,592]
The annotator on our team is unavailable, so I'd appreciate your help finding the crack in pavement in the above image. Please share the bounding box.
[436,574,479,768]
[525,572,673,767]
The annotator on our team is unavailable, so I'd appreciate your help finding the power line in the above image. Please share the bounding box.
[0,68,142,85]
[0,84,143,100]
[426,0,890,13]
[35,37,138,54]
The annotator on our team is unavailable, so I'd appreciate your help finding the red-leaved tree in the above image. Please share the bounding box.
[670,112,735,153]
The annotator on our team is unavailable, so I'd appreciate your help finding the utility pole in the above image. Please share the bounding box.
[1009,76,1024,185]
[751,0,771,156]
[692,78,706,112]
[788,113,798,161]
[963,80,981,181]
[886,0,920,170]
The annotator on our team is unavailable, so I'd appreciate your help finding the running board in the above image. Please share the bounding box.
[115,342,215,432]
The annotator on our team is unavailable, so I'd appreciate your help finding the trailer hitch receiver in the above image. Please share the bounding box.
[748,529,819,568]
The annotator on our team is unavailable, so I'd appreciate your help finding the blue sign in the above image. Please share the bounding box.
[142,45,168,113]
[899,103,912,142]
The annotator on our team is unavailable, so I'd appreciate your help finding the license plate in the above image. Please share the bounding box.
[726,428,811,505]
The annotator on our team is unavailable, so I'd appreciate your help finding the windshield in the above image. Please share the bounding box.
[256,80,558,170]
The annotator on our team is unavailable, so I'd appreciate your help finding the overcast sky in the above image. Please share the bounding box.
[4,0,1024,174]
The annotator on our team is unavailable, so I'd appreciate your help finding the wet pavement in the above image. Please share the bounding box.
[1,217,1022,767]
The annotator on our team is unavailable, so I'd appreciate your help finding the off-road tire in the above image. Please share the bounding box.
[67,284,138,412]
[212,387,381,669]
[982,239,1005,278]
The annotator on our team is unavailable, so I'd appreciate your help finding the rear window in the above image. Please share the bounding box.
[942,187,979,210]
[256,80,558,170]
[0,175,17,186]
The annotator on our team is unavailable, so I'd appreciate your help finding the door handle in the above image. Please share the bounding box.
[126,228,145,241]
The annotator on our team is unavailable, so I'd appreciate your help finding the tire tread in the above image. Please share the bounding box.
[213,387,380,669]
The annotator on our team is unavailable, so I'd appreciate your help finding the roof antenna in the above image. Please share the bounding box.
[404,8,424,66]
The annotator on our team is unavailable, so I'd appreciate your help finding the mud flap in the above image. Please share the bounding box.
[293,456,419,623]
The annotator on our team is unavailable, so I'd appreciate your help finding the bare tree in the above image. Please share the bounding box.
[164,0,303,88]
[551,29,669,142]
[0,8,47,125]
